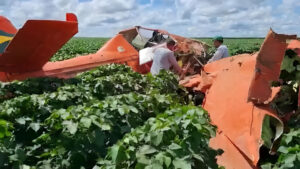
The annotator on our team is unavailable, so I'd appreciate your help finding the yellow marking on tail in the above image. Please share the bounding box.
[0,35,13,44]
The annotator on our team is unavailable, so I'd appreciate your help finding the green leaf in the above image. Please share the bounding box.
[169,143,182,150]
[135,162,147,169]
[80,117,92,128]
[284,154,297,164]
[182,119,191,129]
[150,131,163,146]
[100,123,111,131]
[21,165,31,169]
[0,127,5,138]
[57,94,68,101]
[137,145,157,155]
[156,153,172,167]
[164,156,172,167]
[285,134,293,144]
[192,154,204,162]
[173,158,191,169]
[110,145,127,165]
[261,116,274,149]
[58,109,71,120]
[16,117,27,125]
[29,122,40,132]
[278,146,288,154]
[129,106,139,113]
[118,107,125,116]
[145,163,163,169]
[137,155,151,165]
[155,95,167,103]
[281,57,296,73]
[62,121,78,134]
[9,148,26,162]
[260,163,272,169]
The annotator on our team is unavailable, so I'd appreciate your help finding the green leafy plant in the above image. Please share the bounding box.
[0,64,192,168]
[51,38,109,61]
[97,106,221,169]
[261,128,300,169]
[261,50,300,169]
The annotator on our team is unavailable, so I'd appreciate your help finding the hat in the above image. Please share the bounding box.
[213,36,223,42]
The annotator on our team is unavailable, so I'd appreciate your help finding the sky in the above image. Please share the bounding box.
[0,0,299,37]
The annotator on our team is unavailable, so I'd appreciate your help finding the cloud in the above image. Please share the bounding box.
[0,0,299,37]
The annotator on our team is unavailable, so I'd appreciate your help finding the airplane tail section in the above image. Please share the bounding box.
[0,16,17,54]
[0,13,78,73]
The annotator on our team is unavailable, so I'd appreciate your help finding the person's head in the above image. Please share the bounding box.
[166,39,177,51]
[213,36,223,48]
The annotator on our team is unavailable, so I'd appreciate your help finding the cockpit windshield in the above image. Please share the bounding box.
[120,27,169,51]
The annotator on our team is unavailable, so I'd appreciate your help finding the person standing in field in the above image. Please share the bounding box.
[207,36,229,63]
[150,39,182,75]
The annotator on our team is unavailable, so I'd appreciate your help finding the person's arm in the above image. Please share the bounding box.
[168,52,182,74]
[208,48,224,63]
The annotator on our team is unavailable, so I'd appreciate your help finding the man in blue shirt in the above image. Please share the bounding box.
[208,36,229,63]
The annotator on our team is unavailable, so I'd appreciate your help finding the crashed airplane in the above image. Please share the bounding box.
[1,13,300,169]
[0,13,207,81]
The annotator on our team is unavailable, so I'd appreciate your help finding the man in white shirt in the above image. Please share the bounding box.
[150,39,182,75]
[208,36,229,63]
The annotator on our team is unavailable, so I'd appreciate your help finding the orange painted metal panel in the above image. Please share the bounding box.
[210,133,258,169]
[248,31,296,104]
[181,30,294,169]
[0,14,78,73]
[0,16,17,34]
[288,40,300,49]
[203,53,282,168]
[3,34,140,80]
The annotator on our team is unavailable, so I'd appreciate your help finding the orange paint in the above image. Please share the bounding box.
[0,15,206,81]
[0,16,17,34]
[181,30,296,169]
[0,13,298,169]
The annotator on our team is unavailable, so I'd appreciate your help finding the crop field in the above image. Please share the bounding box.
[197,38,263,56]
[0,65,220,168]
[51,38,110,61]
[0,37,299,169]
[51,37,264,61]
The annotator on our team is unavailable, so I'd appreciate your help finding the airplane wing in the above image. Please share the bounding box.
[0,13,78,73]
